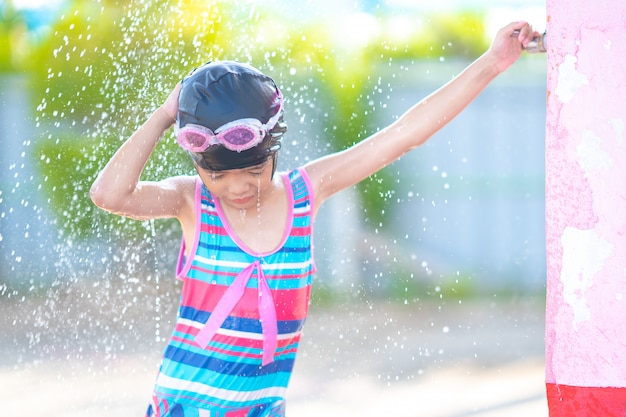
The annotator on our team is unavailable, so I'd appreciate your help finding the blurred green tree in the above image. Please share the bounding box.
[0,0,28,72]
[21,0,488,241]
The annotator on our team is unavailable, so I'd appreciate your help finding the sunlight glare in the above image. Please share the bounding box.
[12,0,65,10]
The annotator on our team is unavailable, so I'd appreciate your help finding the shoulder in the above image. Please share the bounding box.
[160,174,198,215]
[158,174,198,199]
[163,174,197,188]
[167,175,200,237]
[283,168,312,196]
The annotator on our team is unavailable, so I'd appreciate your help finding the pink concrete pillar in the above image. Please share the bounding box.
[545,0,626,415]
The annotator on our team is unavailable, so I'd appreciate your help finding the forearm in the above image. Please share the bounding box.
[309,51,503,203]
[390,51,501,148]
[307,21,529,207]
[90,107,174,210]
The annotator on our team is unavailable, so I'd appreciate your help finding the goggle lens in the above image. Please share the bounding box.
[184,131,210,151]
[221,126,259,148]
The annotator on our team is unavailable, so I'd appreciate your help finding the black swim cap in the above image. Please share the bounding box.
[177,61,287,171]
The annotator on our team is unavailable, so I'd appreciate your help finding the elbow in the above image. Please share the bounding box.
[89,180,121,213]
[89,181,108,210]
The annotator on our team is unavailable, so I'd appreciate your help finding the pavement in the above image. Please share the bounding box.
[1,294,547,416]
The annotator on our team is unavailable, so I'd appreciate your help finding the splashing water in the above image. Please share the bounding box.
[239,209,247,223]
[2,1,547,414]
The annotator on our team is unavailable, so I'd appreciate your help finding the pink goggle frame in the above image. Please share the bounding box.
[176,93,284,153]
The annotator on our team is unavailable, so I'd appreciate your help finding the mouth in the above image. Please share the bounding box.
[231,195,255,205]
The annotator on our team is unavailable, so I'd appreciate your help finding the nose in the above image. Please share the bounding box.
[227,176,252,196]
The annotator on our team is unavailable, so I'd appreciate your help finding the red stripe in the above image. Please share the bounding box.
[182,280,311,321]
[272,287,311,320]
[173,326,199,338]
[211,332,300,349]
[224,287,309,321]
[188,264,233,279]
[224,407,255,417]
[202,336,300,359]
[292,210,309,218]
[173,326,300,348]
[546,383,626,416]
[290,226,311,236]
[181,279,229,314]
[294,195,309,204]
[171,332,301,357]
[200,222,228,235]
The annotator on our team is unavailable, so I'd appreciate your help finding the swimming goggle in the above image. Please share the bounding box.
[176,93,284,153]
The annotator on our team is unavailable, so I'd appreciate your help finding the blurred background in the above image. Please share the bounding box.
[1,0,548,415]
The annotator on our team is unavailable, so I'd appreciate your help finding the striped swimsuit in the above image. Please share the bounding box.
[146,168,315,417]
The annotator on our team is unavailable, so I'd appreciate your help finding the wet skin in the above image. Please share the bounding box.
[195,160,289,254]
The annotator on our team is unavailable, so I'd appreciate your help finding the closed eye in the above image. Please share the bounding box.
[247,163,268,177]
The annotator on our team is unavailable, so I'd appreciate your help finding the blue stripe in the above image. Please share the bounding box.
[197,241,310,254]
[185,271,311,289]
[169,333,301,360]
[154,384,284,411]
[163,345,296,377]
[179,307,306,334]
[294,201,309,209]
[185,275,312,291]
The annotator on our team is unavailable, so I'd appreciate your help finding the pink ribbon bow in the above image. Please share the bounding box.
[194,260,278,366]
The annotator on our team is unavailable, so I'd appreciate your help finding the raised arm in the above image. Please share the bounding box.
[90,83,194,220]
[304,21,537,212]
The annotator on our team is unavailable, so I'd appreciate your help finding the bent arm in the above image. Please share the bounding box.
[305,21,535,211]
[90,84,190,220]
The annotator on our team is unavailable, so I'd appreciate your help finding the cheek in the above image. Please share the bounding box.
[202,179,225,195]
[257,173,273,189]
[249,177,263,193]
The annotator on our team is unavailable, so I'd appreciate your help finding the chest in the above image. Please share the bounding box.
[220,200,289,255]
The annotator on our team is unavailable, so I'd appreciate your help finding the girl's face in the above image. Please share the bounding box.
[196,159,274,210]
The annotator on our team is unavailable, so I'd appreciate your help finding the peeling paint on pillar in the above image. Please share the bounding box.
[545,0,626,415]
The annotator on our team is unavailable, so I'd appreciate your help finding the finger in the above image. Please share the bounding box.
[511,24,534,47]
[509,21,529,35]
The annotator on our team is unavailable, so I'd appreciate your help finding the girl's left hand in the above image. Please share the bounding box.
[488,21,539,74]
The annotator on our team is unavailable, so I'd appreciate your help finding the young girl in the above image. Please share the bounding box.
[90,21,537,417]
